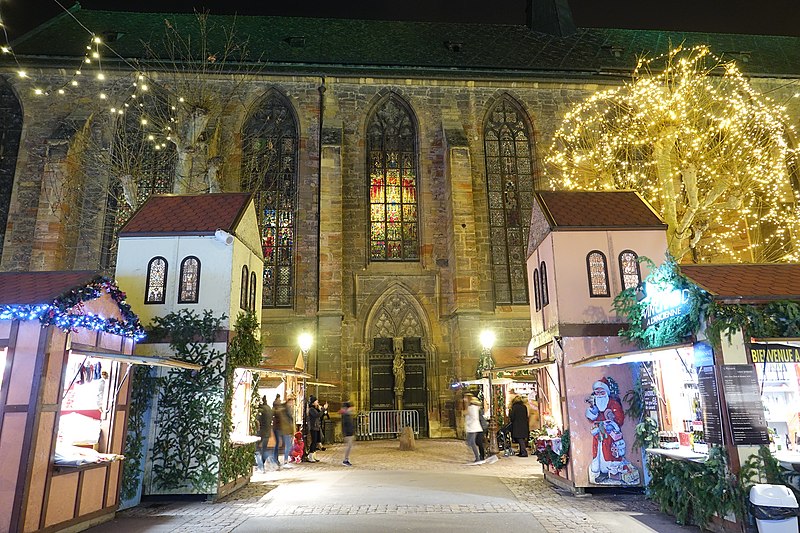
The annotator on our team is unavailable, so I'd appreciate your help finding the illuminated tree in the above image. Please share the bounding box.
[548,45,799,263]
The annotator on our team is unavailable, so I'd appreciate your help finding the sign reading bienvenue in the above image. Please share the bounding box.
[749,343,800,364]
[641,287,691,329]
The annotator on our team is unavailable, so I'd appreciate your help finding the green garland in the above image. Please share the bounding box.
[219,311,263,485]
[120,365,160,501]
[613,256,708,349]
[534,429,570,472]
[707,299,800,347]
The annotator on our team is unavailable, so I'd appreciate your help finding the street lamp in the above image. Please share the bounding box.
[479,330,498,455]
[298,332,313,461]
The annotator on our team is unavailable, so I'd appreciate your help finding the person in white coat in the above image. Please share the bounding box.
[464,395,484,464]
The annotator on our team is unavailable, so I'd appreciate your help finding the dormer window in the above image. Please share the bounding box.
[618,250,641,291]
[178,256,201,304]
[240,265,249,310]
[145,257,167,304]
[587,251,610,297]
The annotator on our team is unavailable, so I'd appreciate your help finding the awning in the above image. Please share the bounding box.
[458,377,515,386]
[239,366,313,379]
[751,338,800,345]
[69,349,202,370]
[307,381,336,388]
[570,342,694,368]
[483,361,553,377]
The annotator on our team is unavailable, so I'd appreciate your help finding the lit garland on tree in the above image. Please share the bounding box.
[548,45,800,263]
[0,276,145,340]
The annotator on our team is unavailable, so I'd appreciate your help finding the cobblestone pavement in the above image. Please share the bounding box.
[91,439,699,533]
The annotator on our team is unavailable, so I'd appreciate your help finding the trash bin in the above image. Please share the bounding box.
[749,484,800,533]
[323,419,335,444]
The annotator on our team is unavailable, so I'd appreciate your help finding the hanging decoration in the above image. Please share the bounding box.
[0,275,145,340]
[534,429,570,472]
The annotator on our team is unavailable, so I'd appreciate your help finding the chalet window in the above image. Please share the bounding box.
[540,261,549,307]
[484,96,534,305]
[240,266,249,310]
[587,251,610,297]
[144,257,167,304]
[241,90,298,308]
[618,250,641,291]
[249,271,257,312]
[178,256,201,304]
[533,268,541,310]
[367,94,419,261]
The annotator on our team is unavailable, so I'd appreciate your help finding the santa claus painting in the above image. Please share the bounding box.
[585,377,640,486]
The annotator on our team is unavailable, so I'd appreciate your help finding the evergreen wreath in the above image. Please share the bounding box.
[534,429,570,472]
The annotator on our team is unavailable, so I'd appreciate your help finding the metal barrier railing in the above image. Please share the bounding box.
[356,410,420,440]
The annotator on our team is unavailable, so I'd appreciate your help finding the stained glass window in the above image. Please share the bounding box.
[533,269,541,310]
[145,257,167,304]
[587,251,610,297]
[250,271,257,312]
[540,262,549,307]
[178,256,200,304]
[367,95,418,261]
[0,79,21,262]
[101,90,175,271]
[242,90,298,308]
[241,266,249,310]
[619,250,641,291]
[484,96,534,305]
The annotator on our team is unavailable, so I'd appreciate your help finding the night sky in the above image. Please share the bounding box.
[4,0,800,42]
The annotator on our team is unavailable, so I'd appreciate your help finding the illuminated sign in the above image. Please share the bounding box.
[749,343,800,364]
[641,285,691,329]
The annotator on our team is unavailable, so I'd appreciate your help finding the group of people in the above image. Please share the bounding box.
[255,393,357,471]
[463,391,538,464]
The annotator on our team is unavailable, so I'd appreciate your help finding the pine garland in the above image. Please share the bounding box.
[534,429,570,472]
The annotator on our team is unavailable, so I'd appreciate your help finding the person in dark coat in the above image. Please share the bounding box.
[257,396,274,471]
[509,395,529,457]
[340,401,355,466]
[307,395,322,462]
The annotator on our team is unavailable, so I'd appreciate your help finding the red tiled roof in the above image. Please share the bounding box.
[681,263,800,301]
[537,191,665,229]
[0,271,98,306]
[119,193,253,236]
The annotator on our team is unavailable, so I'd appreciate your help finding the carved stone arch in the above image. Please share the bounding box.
[243,87,302,139]
[483,92,539,181]
[363,282,432,344]
[362,89,419,141]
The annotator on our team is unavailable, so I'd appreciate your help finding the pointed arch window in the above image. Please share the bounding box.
[367,95,419,261]
[540,261,549,307]
[240,265,249,310]
[178,256,201,304]
[0,78,21,262]
[249,271,257,312]
[145,256,168,304]
[242,90,298,308]
[484,96,534,305]
[618,250,641,291]
[533,268,541,310]
[587,251,610,297]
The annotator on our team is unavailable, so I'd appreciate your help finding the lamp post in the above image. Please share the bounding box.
[298,332,313,461]
[479,330,498,455]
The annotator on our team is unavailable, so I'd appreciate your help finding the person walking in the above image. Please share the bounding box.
[341,401,355,466]
[307,396,322,462]
[465,395,484,464]
[277,395,296,467]
[509,395,529,457]
[257,395,274,472]
[271,394,283,467]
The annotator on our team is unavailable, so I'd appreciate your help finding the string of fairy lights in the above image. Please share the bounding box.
[0,0,188,152]
[547,44,800,264]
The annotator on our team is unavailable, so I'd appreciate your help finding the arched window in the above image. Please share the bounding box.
[533,268,541,310]
[540,261,549,307]
[240,265,249,310]
[0,78,21,261]
[587,251,610,297]
[241,90,298,308]
[101,88,175,271]
[367,94,419,261]
[618,250,641,291]
[145,257,168,304]
[484,96,534,305]
[249,271,257,312]
[178,256,201,304]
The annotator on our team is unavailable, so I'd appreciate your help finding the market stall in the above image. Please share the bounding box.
[0,272,153,533]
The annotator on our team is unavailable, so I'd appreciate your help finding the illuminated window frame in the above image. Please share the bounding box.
[587,251,610,298]
[540,261,549,307]
[533,268,541,310]
[618,250,641,291]
[240,265,249,310]
[178,256,201,304]
[144,256,168,305]
[249,271,257,312]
